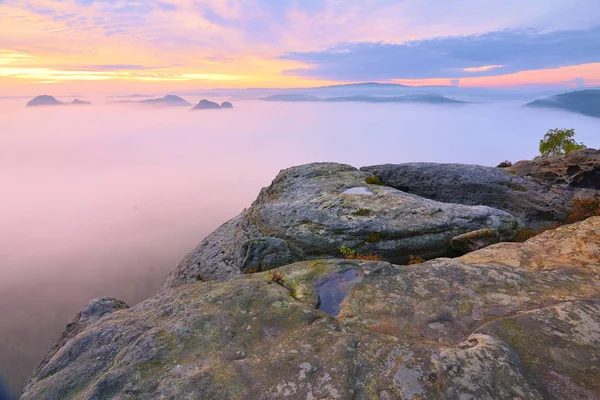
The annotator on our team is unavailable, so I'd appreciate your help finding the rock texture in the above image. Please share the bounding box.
[507,148,600,189]
[361,149,600,228]
[22,218,600,400]
[162,163,519,287]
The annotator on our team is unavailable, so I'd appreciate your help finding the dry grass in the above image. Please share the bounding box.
[514,196,600,242]
[353,253,383,261]
[496,160,513,168]
[408,255,425,265]
[566,196,600,222]
[268,269,284,284]
[339,246,382,261]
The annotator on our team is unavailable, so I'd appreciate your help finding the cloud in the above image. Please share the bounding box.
[280,25,600,80]
[156,2,176,11]
[84,64,149,70]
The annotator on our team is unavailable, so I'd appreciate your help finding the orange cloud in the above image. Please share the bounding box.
[463,65,504,72]
[393,63,600,88]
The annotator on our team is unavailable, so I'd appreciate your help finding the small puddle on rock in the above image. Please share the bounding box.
[342,187,374,195]
[314,269,364,316]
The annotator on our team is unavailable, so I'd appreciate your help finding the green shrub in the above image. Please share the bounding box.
[538,128,586,158]
[339,246,357,259]
[366,232,382,243]
[365,176,382,185]
[496,160,512,168]
[353,209,370,216]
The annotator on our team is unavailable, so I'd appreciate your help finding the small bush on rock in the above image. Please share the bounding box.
[538,128,586,158]
[496,160,512,168]
[339,246,357,259]
[365,176,382,185]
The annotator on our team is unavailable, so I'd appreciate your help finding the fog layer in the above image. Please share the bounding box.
[1,99,599,394]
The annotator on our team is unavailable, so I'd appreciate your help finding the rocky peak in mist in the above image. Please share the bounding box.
[26,95,64,107]
[220,101,233,109]
[26,95,92,107]
[140,95,191,106]
[191,99,223,110]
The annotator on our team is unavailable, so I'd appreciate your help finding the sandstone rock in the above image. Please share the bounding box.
[22,218,600,400]
[361,160,586,229]
[450,229,500,253]
[238,237,303,273]
[162,162,519,288]
[21,297,129,396]
[507,148,600,188]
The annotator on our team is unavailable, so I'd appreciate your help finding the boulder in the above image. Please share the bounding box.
[191,99,221,110]
[22,218,600,400]
[450,228,500,253]
[360,152,600,228]
[162,163,519,288]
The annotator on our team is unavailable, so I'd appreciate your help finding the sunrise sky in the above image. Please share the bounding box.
[1,0,600,95]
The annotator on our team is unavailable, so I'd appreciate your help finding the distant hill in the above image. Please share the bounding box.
[140,95,191,106]
[191,99,222,110]
[526,90,600,118]
[261,94,321,102]
[26,95,92,107]
[324,94,466,104]
[315,82,410,90]
[260,93,465,104]
[26,95,63,107]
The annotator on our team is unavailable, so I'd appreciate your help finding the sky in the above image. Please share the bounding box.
[1,0,600,95]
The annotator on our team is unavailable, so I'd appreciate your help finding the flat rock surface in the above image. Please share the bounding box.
[162,163,518,288]
[22,218,600,400]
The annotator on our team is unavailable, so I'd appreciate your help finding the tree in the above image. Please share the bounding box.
[538,128,586,158]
